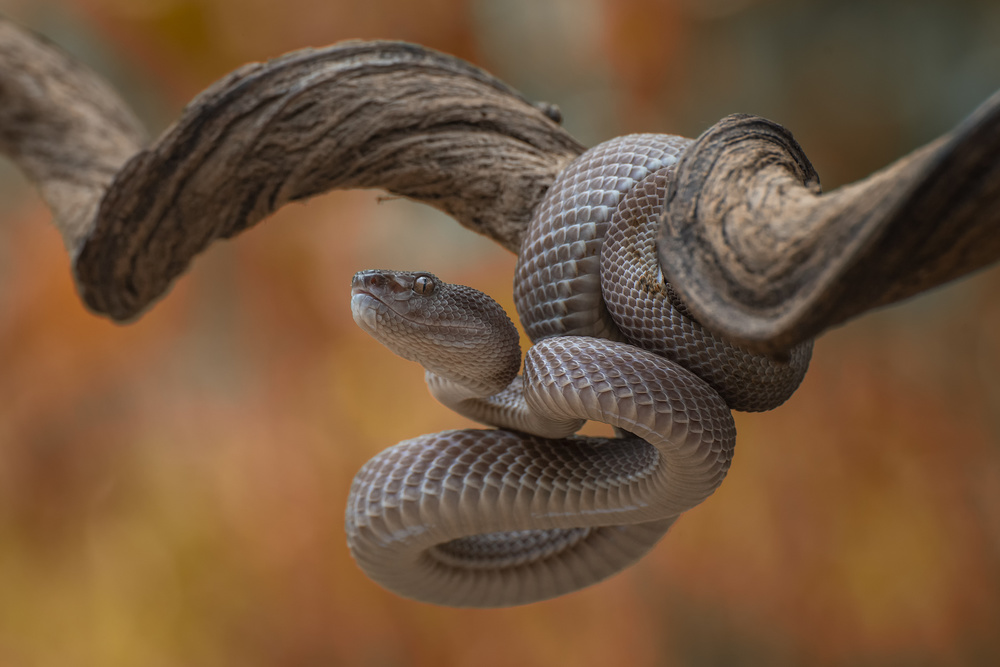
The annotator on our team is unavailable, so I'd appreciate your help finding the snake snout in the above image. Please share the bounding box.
[351,271,392,336]
[351,269,391,295]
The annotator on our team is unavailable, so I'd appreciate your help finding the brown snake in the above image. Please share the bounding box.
[347,135,813,607]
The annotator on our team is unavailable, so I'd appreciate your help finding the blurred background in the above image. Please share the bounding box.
[1,0,999,665]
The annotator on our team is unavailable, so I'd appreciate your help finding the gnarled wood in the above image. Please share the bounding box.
[0,18,583,320]
[2,17,999,357]
[77,40,584,320]
[0,19,145,254]
[659,93,1000,355]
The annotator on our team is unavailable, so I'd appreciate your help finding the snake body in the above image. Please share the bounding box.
[347,135,812,607]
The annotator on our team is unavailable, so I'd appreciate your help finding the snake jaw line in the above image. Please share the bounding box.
[349,292,382,337]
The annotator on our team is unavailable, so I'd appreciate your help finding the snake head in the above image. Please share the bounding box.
[351,269,522,395]
[351,270,434,332]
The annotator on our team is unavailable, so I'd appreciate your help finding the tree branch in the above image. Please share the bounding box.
[659,94,1000,355]
[0,19,145,254]
[0,18,583,320]
[3,17,1000,357]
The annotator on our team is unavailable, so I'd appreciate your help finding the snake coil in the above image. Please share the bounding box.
[347,135,812,607]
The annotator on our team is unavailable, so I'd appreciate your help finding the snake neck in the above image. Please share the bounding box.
[426,371,583,439]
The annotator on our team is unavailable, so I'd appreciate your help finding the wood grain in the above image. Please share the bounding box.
[0,19,582,319]
[659,100,1000,354]
[2,17,999,355]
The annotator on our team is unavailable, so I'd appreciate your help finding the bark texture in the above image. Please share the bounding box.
[0,19,145,254]
[1,19,583,320]
[659,103,1000,354]
[2,17,999,354]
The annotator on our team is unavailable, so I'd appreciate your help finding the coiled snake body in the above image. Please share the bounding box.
[347,135,813,607]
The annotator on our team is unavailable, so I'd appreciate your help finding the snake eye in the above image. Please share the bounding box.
[413,275,435,296]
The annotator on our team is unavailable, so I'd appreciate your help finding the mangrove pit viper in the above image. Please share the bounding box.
[347,134,813,607]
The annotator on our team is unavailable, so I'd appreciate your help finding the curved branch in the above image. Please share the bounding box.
[659,91,1000,355]
[0,19,146,253]
[5,16,1000,354]
[79,41,584,320]
[0,19,583,320]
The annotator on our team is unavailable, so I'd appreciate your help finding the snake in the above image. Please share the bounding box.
[346,134,813,607]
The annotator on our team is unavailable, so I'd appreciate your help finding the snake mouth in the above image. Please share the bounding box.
[350,286,376,300]
[352,286,484,335]
[351,290,438,333]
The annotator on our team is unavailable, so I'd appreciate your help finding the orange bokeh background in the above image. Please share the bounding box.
[1,1,999,665]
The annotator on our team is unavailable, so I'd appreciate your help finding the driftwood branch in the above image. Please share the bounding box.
[1,17,999,355]
[660,97,1000,355]
[0,19,145,253]
[0,18,582,320]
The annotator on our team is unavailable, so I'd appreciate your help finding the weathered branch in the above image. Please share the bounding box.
[0,18,583,320]
[2,17,999,356]
[659,94,1000,355]
[0,19,146,253]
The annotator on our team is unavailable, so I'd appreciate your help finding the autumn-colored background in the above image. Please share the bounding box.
[1,0,999,665]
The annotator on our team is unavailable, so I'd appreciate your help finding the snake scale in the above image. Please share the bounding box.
[347,134,813,607]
